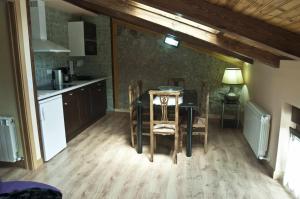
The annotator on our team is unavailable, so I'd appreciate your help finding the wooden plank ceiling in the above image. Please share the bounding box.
[206,0,300,34]
[64,0,300,67]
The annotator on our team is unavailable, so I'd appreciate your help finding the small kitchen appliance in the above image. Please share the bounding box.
[52,69,63,90]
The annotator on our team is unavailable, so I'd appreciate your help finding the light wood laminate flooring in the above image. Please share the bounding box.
[0,112,291,199]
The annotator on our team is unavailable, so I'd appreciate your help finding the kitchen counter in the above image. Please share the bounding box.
[37,77,110,101]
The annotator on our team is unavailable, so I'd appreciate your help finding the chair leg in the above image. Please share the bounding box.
[173,134,178,164]
[154,135,157,152]
[179,128,183,152]
[130,126,135,147]
[204,129,208,153]
[150,132,154,162]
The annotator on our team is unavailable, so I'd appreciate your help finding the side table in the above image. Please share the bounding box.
[221,99,241,128]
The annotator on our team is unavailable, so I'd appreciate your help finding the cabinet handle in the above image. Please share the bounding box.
[69,93,73,96]
[64,102,68,106]
[81,88,85,91]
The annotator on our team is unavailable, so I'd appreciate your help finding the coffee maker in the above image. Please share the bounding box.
[52,68,63,90]
[61,67,71,83]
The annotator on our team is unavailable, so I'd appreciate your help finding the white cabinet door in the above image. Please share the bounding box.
[39,95,67,161]
[68,21,85,56]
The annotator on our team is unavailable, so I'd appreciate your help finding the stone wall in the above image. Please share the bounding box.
[117,26,242,114]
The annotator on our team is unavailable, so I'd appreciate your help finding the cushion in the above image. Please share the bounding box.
[153,124,176,134]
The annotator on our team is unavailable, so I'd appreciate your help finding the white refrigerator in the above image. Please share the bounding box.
[39,95,67,161]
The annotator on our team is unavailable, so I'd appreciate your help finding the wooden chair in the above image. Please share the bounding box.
[128,80,149,147]
[180,85,209,153]
[129,81,140,147]
[168,78,185,88]
[149,90,181,164]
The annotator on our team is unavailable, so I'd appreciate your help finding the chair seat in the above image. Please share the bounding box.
[153,124,176,134]
[181,116,206,128]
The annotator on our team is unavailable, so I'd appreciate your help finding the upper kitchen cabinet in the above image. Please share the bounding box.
[68,21,97,56]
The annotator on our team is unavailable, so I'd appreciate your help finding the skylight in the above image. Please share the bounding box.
[128,1,220,34]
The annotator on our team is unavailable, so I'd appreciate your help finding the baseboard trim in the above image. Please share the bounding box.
[114,109,130,113]
[0,160,25,168]
[273,170,284,181]
[260,159,275,177]
[208,114,220,119]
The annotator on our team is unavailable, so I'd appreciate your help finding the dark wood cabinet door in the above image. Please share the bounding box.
[62,80,107,142]
[90,81,107,119]
[78,86,91,126]
[62,90,81,141]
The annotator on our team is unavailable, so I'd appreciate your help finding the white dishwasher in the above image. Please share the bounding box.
[39,95,67,161]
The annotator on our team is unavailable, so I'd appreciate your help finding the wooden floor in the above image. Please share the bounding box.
[0,112,291,199]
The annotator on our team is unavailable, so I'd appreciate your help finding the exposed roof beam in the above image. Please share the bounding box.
[64,0,283,67]
[136,0,300,59]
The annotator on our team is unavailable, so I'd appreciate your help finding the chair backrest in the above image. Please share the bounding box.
[149,90,180,127]
[168,78,185,88]
[128,81,140,118]
[199,82,210,120]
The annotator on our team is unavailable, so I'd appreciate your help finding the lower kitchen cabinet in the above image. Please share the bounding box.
[90,81,107,119]
[78,86,91,126]
[63,80,107,142]
[63,90,81,141]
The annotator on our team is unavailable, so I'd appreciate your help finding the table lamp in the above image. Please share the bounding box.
[222,68,244,102]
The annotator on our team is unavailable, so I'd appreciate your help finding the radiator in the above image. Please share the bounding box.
[243,102,271,159]
[0,117,19,162]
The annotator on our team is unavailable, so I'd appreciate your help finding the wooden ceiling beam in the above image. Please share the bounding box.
[63,0,283,67]
[136,0,300,59]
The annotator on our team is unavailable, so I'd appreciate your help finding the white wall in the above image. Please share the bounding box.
[0,0,23,157]
[244,60,300,174]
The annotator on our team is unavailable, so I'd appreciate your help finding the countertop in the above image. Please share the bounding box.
[38,77,110,101]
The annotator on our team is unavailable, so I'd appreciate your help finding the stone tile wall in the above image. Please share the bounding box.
[117,26,243,114]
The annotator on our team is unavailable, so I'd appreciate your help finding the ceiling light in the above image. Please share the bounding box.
[164,35,179,47]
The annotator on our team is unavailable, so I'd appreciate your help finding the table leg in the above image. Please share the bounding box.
[221,102,225,128]
[186,107,193,157]
[137,101,142,154]
[237,104,240,128]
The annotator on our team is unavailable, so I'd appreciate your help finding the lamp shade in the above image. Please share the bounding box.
[222,68,244,85]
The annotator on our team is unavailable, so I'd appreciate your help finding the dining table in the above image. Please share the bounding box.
[136,89,198,157]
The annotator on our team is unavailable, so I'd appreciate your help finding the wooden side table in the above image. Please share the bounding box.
[221,99,241,128]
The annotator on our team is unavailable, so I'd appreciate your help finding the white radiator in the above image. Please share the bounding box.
[243,102,271,159]
[0,117,19,162]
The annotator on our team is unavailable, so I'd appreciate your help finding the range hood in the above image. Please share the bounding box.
[30,0,70,53]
